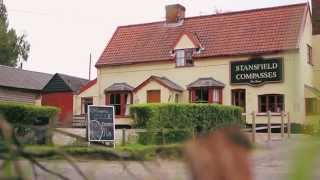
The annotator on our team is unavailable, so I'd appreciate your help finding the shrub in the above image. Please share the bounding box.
[0,102,59,125]
[291,123,304,134]
[0,102,59,144]
[291,122,320,135]
[130,103,243,144]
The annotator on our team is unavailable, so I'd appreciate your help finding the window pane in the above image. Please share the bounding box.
[195,89,201,102]
[260,96,266,104]
[259,94,284,113]
[234,93,239,105]
[176,50,185,58]
[277,96,284,112]
[110,94,120,105]
[259,95,267,112]
[176,50,185,66]
[212,89,220,103]
[308,45,313,65]
[115,94,120,104]
[232,89,246,112]
[185,49,193,65]
[110,94,122,115]
[202,88,208,102]
[195,88,208,103]
[260,105,267,113]
[125,94,131,116]
[306,98,318,115]
[82,98,93,114]
[177,58,185,66]
[114,105,121,115]
[110,94,114,104]
[84,101,93,114]
[268,96,276,112]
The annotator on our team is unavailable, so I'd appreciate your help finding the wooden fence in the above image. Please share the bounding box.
[243,111,291,143]
[72,111,292,144]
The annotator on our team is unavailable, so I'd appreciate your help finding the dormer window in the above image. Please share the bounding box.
[176,49,193,67]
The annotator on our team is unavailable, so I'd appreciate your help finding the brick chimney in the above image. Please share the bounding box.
[165,4,185,23]
[312,0,320,35]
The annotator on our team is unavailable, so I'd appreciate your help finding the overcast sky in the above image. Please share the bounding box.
[4,0,308,79]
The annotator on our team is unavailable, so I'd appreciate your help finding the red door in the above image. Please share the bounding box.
[42,92,74,125]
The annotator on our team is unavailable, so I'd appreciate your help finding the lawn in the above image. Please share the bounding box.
[23,143,184,161]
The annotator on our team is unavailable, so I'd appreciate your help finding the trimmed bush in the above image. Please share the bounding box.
[0,102,59,125]
[0,102,59,144]
[130,103,243,144]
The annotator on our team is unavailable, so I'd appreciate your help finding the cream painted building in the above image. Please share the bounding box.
[75,2,320,126]
[73,79,98,116]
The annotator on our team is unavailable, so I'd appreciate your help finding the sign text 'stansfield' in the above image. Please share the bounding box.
[230,58,283,86]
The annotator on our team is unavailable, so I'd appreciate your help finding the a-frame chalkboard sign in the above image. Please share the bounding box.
[88,105,115,147]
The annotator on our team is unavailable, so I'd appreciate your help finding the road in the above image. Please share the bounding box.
[7,135,320,180]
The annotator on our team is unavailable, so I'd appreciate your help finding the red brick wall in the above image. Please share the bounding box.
[42,92,74,125]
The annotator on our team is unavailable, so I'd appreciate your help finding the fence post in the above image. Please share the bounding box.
[281,111,285,139]
[122,128,126,146]
[251,111,256,143]
[46,116,55,145]
[267,111,271,141]
[287,112,291,138]
[86,114,91,146]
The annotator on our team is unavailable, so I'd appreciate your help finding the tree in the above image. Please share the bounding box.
[0,2,30,67]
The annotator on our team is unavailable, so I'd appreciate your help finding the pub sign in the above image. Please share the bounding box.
[88,105,115,143]
[230,57,283,86]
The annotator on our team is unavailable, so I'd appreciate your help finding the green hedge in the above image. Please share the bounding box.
[0,102,59,125]
[130,103,243,144]
[0,102,60,145]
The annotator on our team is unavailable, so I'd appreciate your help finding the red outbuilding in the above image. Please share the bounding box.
[42,73,89,126]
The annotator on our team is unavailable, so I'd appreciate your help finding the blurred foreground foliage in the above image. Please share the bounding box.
[289,115,320,180]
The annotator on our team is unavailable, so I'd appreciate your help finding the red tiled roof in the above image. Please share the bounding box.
[96,3,308,67]
[78,78,97,94]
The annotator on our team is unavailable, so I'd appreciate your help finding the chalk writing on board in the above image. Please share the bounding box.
[88,106,115,141]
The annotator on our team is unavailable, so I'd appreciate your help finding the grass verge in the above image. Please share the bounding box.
[23,144,184,161]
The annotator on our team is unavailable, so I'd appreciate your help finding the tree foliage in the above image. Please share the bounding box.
[0,2,30,67]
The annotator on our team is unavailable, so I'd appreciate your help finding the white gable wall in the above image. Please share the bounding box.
[174,34,196,50]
